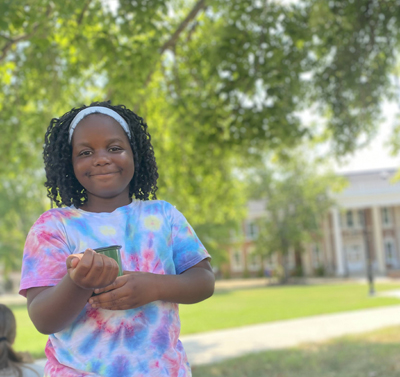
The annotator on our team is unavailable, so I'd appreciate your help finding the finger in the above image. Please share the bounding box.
[90,285,129,306]
[70,257,79,269]
[94,297,138,310]
[123,270,136,275]
[102,255,119,280]
[90,286,121,305]
[93,274,125,295]
[66,255,80,269]
[75,249,95,276]
[91,254,119,288]
[90,255,118,289]
[66,253,85,268]
[84,253,104,283]
[91,297,126,309]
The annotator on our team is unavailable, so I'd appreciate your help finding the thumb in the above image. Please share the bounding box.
[123,270,137,275]
[66,255,80,269]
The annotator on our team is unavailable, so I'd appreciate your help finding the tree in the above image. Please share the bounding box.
[0,171,48,273]
[0,0,400,269]
[247,153,346,283]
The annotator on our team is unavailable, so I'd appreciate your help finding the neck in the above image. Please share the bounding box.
[80,194,132,213]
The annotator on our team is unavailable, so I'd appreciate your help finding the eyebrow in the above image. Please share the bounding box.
[74,138,127,147]
[106,138,126,144]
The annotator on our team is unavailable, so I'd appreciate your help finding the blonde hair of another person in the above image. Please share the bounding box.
[0,304,40,377]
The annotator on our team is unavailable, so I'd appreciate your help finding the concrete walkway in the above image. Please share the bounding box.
[181,305,400,366]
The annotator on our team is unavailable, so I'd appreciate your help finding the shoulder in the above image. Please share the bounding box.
[134,200,183,224]
[135,199,176,214]
[30,207,74,233]
[35,206,73,224]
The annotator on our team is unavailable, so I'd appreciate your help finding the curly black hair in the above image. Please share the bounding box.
[43,100,158,208]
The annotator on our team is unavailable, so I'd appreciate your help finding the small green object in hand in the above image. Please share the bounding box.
[94,245,123,276]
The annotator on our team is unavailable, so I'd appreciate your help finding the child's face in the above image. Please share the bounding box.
[71,114,135,204]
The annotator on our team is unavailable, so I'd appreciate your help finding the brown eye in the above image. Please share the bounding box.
[79,150,92,156]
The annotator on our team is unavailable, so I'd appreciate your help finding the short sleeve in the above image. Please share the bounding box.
[19,210,71,297]
[169,205,210,274]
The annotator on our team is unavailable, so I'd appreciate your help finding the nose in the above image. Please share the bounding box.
[92,150,111,166]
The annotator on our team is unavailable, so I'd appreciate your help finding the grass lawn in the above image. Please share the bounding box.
[10,304,48,360]
[192,325,400,377]
[7,282,400,359]
[180,283,400,334]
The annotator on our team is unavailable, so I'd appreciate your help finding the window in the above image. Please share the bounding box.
[312,244,322,268]
[229,228,241,241]
[246,221,258,239]
[248,252,261,271]
[346,210,354,228]
[357,210,365,227]
[385,241,394,260]
[382,207,392,226]
[384,239,396,267]
[232,249,243,272]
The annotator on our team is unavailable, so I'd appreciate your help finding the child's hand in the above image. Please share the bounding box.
[66,248,119,290]
[88,271,159,310]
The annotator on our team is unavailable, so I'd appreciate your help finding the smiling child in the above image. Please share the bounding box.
[19,101,215,377]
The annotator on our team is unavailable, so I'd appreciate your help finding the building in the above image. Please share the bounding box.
[225,168,400,279]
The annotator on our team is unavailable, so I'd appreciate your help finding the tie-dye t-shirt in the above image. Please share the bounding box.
[19,200,210,377]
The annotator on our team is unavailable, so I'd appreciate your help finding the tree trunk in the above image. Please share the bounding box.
[294,246,303,277]
[281,251,290,284]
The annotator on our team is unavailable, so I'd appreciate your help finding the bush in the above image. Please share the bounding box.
[314,265,325,277]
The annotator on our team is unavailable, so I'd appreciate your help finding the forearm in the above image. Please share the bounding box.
[157,266,215,304]
[27,274,93,334]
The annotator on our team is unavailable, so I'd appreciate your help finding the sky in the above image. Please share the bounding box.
[277,0,400,173]
[335,101,400,173]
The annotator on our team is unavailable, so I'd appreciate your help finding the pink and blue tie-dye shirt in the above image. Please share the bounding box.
[19,200,210,377]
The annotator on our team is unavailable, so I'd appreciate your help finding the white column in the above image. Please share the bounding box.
[322,216,333,273]
[394,206,400,265]
[301,245,312,276]
[371,206,386,275]
[331,208,345,276]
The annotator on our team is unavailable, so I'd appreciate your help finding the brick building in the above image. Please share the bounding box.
[225,168,400,278]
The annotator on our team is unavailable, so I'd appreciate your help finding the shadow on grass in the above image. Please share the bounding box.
[192,335,400,377]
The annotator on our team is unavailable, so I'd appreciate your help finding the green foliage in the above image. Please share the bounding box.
[0,172,47,272]
[247,151,347,281]
[314,264,326,277]
[1,0,400,269]
[194,220,243,269]
[307,0,400,154]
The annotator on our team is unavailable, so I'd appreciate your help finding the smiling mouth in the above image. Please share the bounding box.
[90,172,120,177]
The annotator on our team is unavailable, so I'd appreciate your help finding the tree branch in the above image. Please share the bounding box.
[0,33,13,41]
[0,5,52,63]
[160,0,207,54]
[77,0,92,25]
[0,23,39,62]
[142,0,207,93]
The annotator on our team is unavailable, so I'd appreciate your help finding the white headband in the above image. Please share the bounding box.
[68,106,131,143]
